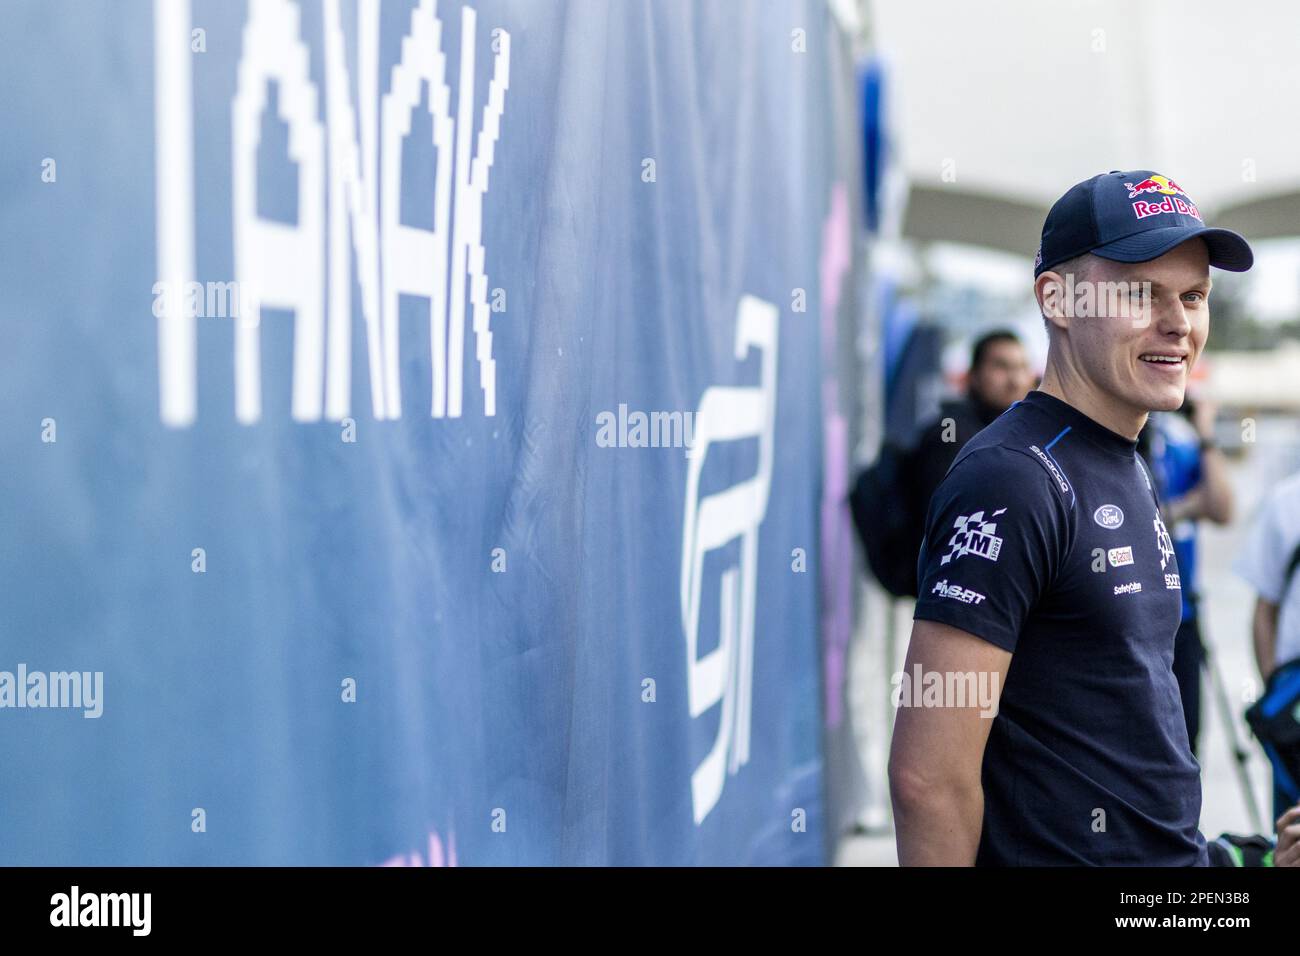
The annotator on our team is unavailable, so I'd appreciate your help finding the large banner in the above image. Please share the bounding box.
[0,0,859,865]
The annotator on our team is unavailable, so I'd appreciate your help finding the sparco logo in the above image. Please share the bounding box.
[1028,444,1069,493]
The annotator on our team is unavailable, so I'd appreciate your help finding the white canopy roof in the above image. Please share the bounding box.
[869,0,1300,253]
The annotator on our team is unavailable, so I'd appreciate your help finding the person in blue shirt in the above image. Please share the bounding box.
[1138,398,1234,756]
[886,169,1300,865]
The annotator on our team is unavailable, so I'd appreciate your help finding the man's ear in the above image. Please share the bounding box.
[1035,271,1070,332]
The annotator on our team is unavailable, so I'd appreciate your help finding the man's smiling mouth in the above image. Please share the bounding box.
[1139,352,1186,367]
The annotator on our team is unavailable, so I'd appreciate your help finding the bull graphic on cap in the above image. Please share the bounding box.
[1124,174,1186,199]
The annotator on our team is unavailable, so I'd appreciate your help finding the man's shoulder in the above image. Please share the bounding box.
[945,406,1076,505]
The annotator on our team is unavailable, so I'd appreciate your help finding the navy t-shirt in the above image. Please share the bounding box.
[912,389,1206,866]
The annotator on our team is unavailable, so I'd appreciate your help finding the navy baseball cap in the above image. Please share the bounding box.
[1034,170,1253,277]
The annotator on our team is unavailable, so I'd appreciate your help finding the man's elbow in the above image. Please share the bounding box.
[888,753,980,818]
[888,758,930,818]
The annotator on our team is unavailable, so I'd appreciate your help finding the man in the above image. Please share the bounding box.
[888,169,1267,865]
[1139,398,1233,755]
[911,330,1035,522]
[1234,469,1300,820]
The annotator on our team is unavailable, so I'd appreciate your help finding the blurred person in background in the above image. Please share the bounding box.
[911,330,1035,522]
[1233,469,1300,822]
[850,329,1033,599]
[1138,396,1233,756]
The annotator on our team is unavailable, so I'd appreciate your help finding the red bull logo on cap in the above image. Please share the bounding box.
[1124,174,1185,199]
[1125,173,1202,222]
[1132,195,1202,222]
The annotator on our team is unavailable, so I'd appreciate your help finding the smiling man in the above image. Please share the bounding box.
[888,170,1257,865]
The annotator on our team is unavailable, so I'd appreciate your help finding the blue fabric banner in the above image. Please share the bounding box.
[0,0,859,865]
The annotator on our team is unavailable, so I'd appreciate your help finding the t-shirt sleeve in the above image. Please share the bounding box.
[1233,494,1287,603]
[912,445,1072,653]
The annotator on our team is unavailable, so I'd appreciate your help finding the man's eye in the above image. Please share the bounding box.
[1183,292,1205,304]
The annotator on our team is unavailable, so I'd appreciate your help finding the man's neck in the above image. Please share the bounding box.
[1037,366,1147,441]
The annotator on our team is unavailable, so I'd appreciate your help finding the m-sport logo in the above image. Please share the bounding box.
[940,509,1006,566]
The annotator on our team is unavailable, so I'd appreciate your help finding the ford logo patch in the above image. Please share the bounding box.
[1094,504,1125,529]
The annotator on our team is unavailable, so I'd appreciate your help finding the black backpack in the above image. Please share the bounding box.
[849,439,925,598]
[1243,541,1300,805]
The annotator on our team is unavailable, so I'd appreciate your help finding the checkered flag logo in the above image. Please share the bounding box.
[940,509,1005,565]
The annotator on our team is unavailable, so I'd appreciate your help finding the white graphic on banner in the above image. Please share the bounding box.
[153,0,197,427]
[680,295,779,825]
[154,0,510,426]
[323,0,384,420]
[232,0,325,424]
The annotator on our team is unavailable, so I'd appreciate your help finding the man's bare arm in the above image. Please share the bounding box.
[1165,447,1232,525]
[888,618,1011,866]
[1194,443,1233,524]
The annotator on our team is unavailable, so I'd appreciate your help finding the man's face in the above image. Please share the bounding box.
[970,340,1033,412]
[1063,240,1211,415]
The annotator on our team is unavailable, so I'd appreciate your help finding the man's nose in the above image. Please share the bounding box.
[1153,295,1191,336]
